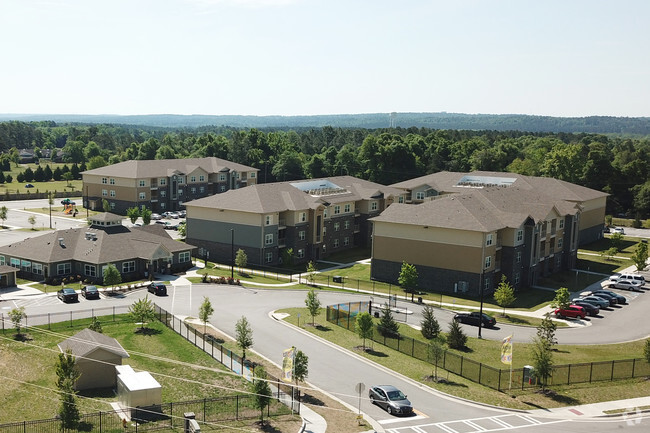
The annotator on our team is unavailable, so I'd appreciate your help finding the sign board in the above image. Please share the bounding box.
[355,382,365,394]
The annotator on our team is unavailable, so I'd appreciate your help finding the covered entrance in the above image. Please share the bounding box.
[0,265,18,288]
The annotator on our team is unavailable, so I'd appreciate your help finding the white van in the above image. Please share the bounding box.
[609,273,645,286]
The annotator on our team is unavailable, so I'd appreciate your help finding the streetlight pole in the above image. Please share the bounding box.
[48,191,52,229]
[231,228,234,279]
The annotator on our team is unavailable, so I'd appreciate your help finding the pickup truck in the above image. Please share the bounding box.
[554,305,586,319]
[453,312,496,327]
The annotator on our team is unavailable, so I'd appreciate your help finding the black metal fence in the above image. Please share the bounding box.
[1,305,132,333]
[327,302,650,391]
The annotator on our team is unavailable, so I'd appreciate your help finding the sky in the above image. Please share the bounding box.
[1,0,649,118]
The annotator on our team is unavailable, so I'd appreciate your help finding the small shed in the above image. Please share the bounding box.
[0,265,17,288]
[58,329,130,390]
[116,365,162,419]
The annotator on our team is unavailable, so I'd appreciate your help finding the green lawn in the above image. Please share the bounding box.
[0,162,83,194]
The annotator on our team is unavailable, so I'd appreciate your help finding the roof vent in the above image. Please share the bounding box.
[58,238,65,247]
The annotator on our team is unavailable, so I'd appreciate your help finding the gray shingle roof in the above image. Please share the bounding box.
[185,176,404,213]
[58,329,129,359]
[81,157,258,178]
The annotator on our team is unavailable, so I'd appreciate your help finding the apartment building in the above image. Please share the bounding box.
[184,176,405,266]
[82,157,259,215]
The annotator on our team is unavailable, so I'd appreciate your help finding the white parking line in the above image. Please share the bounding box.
[378,415,427,425]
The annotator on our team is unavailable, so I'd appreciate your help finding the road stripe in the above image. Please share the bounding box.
[464,420,487,431]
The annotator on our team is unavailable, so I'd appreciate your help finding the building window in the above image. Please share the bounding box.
[334,205,341,215]
[123,261,136,273]
[297,248,305,258]
[219,174,226,181]
[57,263,71,275]
[299,230,306,241]
[109,178,115,185]
[486,234,493,246]
[102,177,107,184]
[398,196,404,203]
[139,180,146,187]
[323,208,328,218]
[415,191,425,200]
[21,260,31,272]
[102,189,107,196]
[558,238,563,249]
[485,256,491,269]
[334,222,340,231]
[265,215,272,225]
[191,187,196,194]
[190,176,196,182]
[110,202,115,210]
[344,220,351,230]
[559,218,564,229]
[139,192,146,200]
[179,189,183,195]
[32,263,43,275]
[265,252,273,263]
[300,212,306,222]
[333,239,340,248]
[160,202,166,209]
[179,251,191,263]
[199,186,205,193]
[370,201,378,211]
[84,264,97,277]
[556,255,562,267]
[160,178,166,185]
[10,258,20,268]
[344,204,351,213]
[110,190,115,197]
[484,277,491,291]
[516,251,522,263]
[178,177,184,184]
[0,255,4,265]
[344,237,350,246]
[265,233,273,245]
[516,230,523,242]
[514,273,520,284]
[160,190,166,197]
[220,185,226,192]
[199,175,205,182]
[250,172,256,178]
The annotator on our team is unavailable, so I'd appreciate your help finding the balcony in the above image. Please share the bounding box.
[150,181,158,190]
[278,238,287,248]
[279,219,286,229]
[354,224,360,233]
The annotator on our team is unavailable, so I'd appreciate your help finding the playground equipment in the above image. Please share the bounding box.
[61,199,77,215]
[64,204,75,214]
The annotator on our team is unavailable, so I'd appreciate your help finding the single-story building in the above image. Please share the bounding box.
[0,265,17,287]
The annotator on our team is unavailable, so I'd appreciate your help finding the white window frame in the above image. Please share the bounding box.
[110,202,115,210]
[334,205,341,215]
[516,251,522,263]
[101,177,107,184]
[300,212,306,222]
[333,239,340,248]
[21,260,31,272]
[190,176,196,182]
[0,255,4,265]
[370,201,378,211]
[334,222,340,231]
[265,252,273,263]
[484,277,491,291]
[179,251,191,263]
[191,187,196,194]
[139,192,146,200]
[299,230,306,241]
[160,190,166,197]
[102,189,107,196]
[219,174,226,181]
[486,234,493,246]
[344,220,351,230]
[344,204,351,213]
[160,178,166,185]
[265,215,272,225]
[516,230,523,242]
[110,190,115,197]
[32,263,43,275]
[139,180,146,187]
[199,175,205,182]
[10,258,20,268]
[199,186,205,193]
[57,262,71,275]
[559,218,565,229]
[84,264,97,277]
[122,261,136,273]
[514,273,520,284]
[219,185,226,192]
[485,256,492,269]
[265,233,273,245]
[415,191,425,200]
[160,202,166,209]
[297,248,305,258]
[344,236,350,246]
[109,178,115,185]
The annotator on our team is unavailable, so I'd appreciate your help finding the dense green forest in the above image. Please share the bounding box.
[1,120,649,218]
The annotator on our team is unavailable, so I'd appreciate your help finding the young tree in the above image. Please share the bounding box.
[55,349,81,429]
[493,275,516,316]
[427,340,445,381]
[88,317,103,333]
[398,261,418,302]
[531,335,554,390]
[0,205,8,228]
[305,261,317,285]
[141,208,152,225]
[632,241,648,271]
[644,338,650,365]
[551,287,571,310]
[377,303,400,337]
[235,248,248,270]
[304,289,322,325]
[236,316,253,361]
[28,215,37,230]
[447,319,467,350]
[293,350,309,383]
[129,296,156,332]
[102,198,110,213]
[103,263,122,291]
[610,232,623,250]
[420,305,441,339]
[250,366,272,424]
[126,207,140,224]
[199,296,214,334]
[8,307,26,338]
[355,312,374,350]
[536,312,558,348]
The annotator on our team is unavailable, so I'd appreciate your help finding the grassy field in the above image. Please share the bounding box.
[0,162,83,194]
[0,315,306,432]
[278,307,650,410]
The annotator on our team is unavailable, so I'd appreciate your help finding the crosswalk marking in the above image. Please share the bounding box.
[464,420,487,431]
[385,413,569,433]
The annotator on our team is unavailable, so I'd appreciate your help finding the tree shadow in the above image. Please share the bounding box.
[315,325,331,332]
[13,333,33,342]
[301,393,325,407]
[365,349,388,358]
[135,327,162,336]
[78,387,115,399]
[77,421,93,432]
[256,421,282,433]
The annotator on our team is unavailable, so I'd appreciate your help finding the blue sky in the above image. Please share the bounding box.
[1,0,648,117]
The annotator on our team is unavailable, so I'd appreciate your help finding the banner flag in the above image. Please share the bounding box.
[281,347,296,382]
[501,335,513,365]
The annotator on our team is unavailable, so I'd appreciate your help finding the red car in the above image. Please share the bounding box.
[554,305,586,319]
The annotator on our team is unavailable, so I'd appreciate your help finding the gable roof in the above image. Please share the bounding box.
[58,329,129,359]
[81,157,259,178]
[185,176,404,214]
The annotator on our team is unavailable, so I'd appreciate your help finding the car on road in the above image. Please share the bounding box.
[57,287,78,303]
[453,311,496,327]
[575,295,610,309]
[368,385,413,415]
[591,289,626,305]
[572,301,599,316]
[147,282,167,296]
[554,305,586,319]
[81,285,100,299]
[608,279,644,291]
[611,227,625,235]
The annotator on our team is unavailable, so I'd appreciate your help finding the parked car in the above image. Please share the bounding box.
[81,285,100,300]
[611,227,625,235]
[554,305,586,319]
[575,295,610,309]
[151,213,163,220]
[608,279,644,291]
[147,282,167,296]
[603,226,611,233]
[57,287,78,303]
[610,273,645,286]
[573,301,599,316]
[583,291,617,306]
[453,311,496,327]
[164,222,179,230]
[591,289,626,305]
[179,210,186,217]
[154,220,167,226]
[167,212,180,219]
[24,183,34,188]
[368,385,413,415]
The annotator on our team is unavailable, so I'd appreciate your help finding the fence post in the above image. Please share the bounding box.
[113,306,116,322]
[498,369,501,391]
[460,356,464,377]
[632,359,636,378]
[521,369,525,390]
[48,312,51,329]
[204,397,206,421]
[567,364,571,385]
[70,310,72,327]
[611,360,615,381]
[236,395,239,420]
[478,363,482,385]
[589,362,593,383]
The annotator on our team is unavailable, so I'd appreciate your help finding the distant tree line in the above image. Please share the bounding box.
[1,121,650,217]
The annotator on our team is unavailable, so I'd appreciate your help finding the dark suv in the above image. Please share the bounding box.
[147,282,167,296]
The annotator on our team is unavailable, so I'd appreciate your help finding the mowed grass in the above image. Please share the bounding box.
[0,315,251,424]
[277,306,650,410]
[0,162,83,194]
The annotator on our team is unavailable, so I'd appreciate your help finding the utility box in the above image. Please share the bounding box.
[333,276,342,283]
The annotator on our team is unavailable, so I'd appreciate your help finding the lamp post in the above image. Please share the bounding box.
[478,279,484,339]
[231,228,234,279]
[48,191,52,229]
